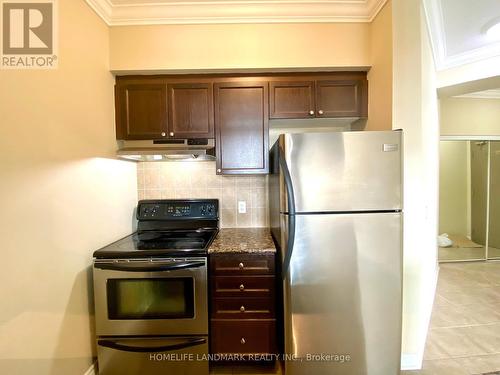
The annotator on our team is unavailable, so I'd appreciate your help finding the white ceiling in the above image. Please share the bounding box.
[423,0,500,70]
[86,0,388,25]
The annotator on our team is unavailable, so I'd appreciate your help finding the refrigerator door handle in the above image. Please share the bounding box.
[279,146,296,277]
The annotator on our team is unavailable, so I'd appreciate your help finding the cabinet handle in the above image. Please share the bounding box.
[161,132,166,137]
[318,110,324,115]
[217,169,222,173]
[238,262,244,269]
[240,338,246,345]
[240,306,245,312]
[308,110,314,116]
[239,284,245,291]
[169,132,174,137]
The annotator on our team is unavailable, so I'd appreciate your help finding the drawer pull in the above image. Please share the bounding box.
[239,284,245,291]
[240,338,246,345]
[240,306,245,312]
[238,262,244,269]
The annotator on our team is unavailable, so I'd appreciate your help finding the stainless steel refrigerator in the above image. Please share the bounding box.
[269,130,402,375]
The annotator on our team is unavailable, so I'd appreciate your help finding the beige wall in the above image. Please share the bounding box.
[109,18,392,129]
[138,162,268,227]
[0,1,137,374]
[109,23,370,71]
[366,0,393,130]
[440,97,500,136]
[439,141,469,236]
[393,0,440,369]
[109,20,395,135]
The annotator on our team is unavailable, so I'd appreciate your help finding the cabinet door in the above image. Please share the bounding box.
[115,83,167,140]
[214,81,269,175]
[269,81,315,119]
[167,83,214,138]
[315,79,368,118]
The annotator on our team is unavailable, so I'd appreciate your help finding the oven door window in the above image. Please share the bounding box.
[107,278,194,320]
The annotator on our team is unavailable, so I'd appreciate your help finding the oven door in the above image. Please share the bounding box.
[93,257,208,336]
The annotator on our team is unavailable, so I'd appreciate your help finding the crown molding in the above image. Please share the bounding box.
[422,0,500,72]
[86,0,388,26]
[454,89,500,100]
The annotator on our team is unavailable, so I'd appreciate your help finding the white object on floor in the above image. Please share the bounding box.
[438,233,453,248]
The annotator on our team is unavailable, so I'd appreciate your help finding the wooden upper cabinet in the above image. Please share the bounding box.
[115,83,167,140]
[316,79,368,118]
[115,72,368,145]
[167,83,214,138]
[214,81,269,175]
[268,74,368,119]
[269,81,315,119]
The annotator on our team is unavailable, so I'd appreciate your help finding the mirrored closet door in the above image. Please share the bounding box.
[439,139,500,262]
[488,141,500,260]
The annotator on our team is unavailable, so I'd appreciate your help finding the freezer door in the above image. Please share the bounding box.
[282,131,402,213]
[284,212,402,375]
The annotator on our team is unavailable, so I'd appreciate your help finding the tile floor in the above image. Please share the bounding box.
[403,261,500,375]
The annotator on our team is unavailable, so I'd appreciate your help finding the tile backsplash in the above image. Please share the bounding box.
[137,161,269,228]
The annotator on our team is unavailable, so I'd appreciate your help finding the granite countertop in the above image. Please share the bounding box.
[208,228,276,254]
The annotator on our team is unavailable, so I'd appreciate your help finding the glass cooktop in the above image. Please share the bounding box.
[93,229,218,259]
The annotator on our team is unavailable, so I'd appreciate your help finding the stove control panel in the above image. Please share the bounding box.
[137,199,218,220]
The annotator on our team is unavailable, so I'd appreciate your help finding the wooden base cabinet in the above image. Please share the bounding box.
[209,253,277,358]
[211,320,277,355]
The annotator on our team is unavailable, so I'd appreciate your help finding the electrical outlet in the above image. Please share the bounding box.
[238,201,247,214]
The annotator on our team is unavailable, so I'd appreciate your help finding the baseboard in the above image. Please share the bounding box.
[400,265,440,371]
[84,362,97,375]
[401,353,422,371]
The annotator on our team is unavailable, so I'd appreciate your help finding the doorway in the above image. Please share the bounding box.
[439,138,500,262]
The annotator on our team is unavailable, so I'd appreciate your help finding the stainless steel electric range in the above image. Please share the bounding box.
[93,199,218,375]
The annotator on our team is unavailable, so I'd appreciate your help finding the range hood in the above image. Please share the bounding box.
[117,139,216,162]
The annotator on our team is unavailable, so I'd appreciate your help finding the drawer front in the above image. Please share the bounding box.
[212,297,275,319]
[210,254,275,275]
[211,320,276,354]
[213,276,274,297]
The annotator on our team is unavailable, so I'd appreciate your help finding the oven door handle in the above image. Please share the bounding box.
[94,261,205,272]
[97,338,207,353]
